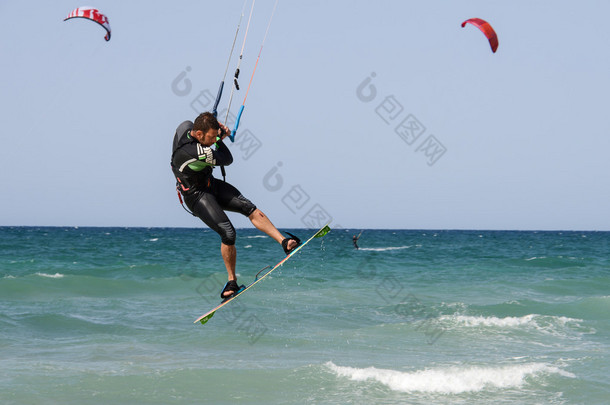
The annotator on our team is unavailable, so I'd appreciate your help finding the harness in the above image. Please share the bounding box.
[171,127,209,216]
[171,123,230,215]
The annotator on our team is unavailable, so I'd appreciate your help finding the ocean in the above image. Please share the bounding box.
[0,226,608,404]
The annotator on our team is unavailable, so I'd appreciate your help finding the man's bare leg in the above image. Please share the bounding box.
[220,243,237,297]
[248,209,298,250]
[221,209,297,297]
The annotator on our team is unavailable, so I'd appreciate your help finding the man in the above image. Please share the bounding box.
[171,112,300,299]
[353,230,362,250]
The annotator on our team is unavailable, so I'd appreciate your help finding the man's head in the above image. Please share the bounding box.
[191,112,221,146]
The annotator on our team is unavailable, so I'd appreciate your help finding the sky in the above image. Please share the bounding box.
[1,0,609,230]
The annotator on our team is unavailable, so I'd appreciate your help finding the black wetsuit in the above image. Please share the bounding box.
[171,121,256,245]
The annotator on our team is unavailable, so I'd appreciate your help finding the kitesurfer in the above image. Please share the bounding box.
[353,230,362,250]
[171,112,300,299]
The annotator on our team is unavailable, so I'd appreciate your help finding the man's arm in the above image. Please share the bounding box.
[212,139,233,166]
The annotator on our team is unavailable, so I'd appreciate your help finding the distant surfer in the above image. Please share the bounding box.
[171,112,300,299]
[353,230,363,250]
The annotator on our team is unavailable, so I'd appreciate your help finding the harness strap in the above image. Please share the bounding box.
[175,175,214,216]
[176,187,195,216]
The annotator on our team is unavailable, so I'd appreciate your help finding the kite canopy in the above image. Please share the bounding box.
[64,6,111,41]
[461,18,498,53]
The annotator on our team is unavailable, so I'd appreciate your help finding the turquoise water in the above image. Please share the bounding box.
[0,227,608,404]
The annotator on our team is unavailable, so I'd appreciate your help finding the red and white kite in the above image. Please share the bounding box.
[64,7,111,41]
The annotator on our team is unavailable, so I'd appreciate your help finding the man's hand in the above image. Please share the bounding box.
[219,124,230,140]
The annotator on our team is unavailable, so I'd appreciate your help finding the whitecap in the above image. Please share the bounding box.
[325,361,574,394]
[439,314,590,336]
[35,272,64,278]
[446,314,538,328]
[359,246,412,252]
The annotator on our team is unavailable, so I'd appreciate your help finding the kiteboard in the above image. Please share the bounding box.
[194,223,331,325]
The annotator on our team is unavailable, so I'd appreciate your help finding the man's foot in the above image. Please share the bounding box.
[220,280,244,299]
[281,232,301,255]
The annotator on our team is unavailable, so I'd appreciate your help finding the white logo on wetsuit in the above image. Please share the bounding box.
[196,143,216,165]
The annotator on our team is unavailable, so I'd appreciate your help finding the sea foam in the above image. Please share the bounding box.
[325,361,574,394]
[358,246,412,252]
[34,272,64,279]
[441,314,586,335]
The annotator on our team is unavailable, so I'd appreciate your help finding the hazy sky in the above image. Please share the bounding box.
[1,1,609,230]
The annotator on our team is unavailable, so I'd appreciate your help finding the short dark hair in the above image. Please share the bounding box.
[193,112,220,133]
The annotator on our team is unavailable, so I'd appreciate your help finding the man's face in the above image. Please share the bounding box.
[202,129,218,146]
[194,129,219,147]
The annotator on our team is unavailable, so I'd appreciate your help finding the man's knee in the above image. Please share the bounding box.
[218,221,236,245]
[236,194,256,216]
